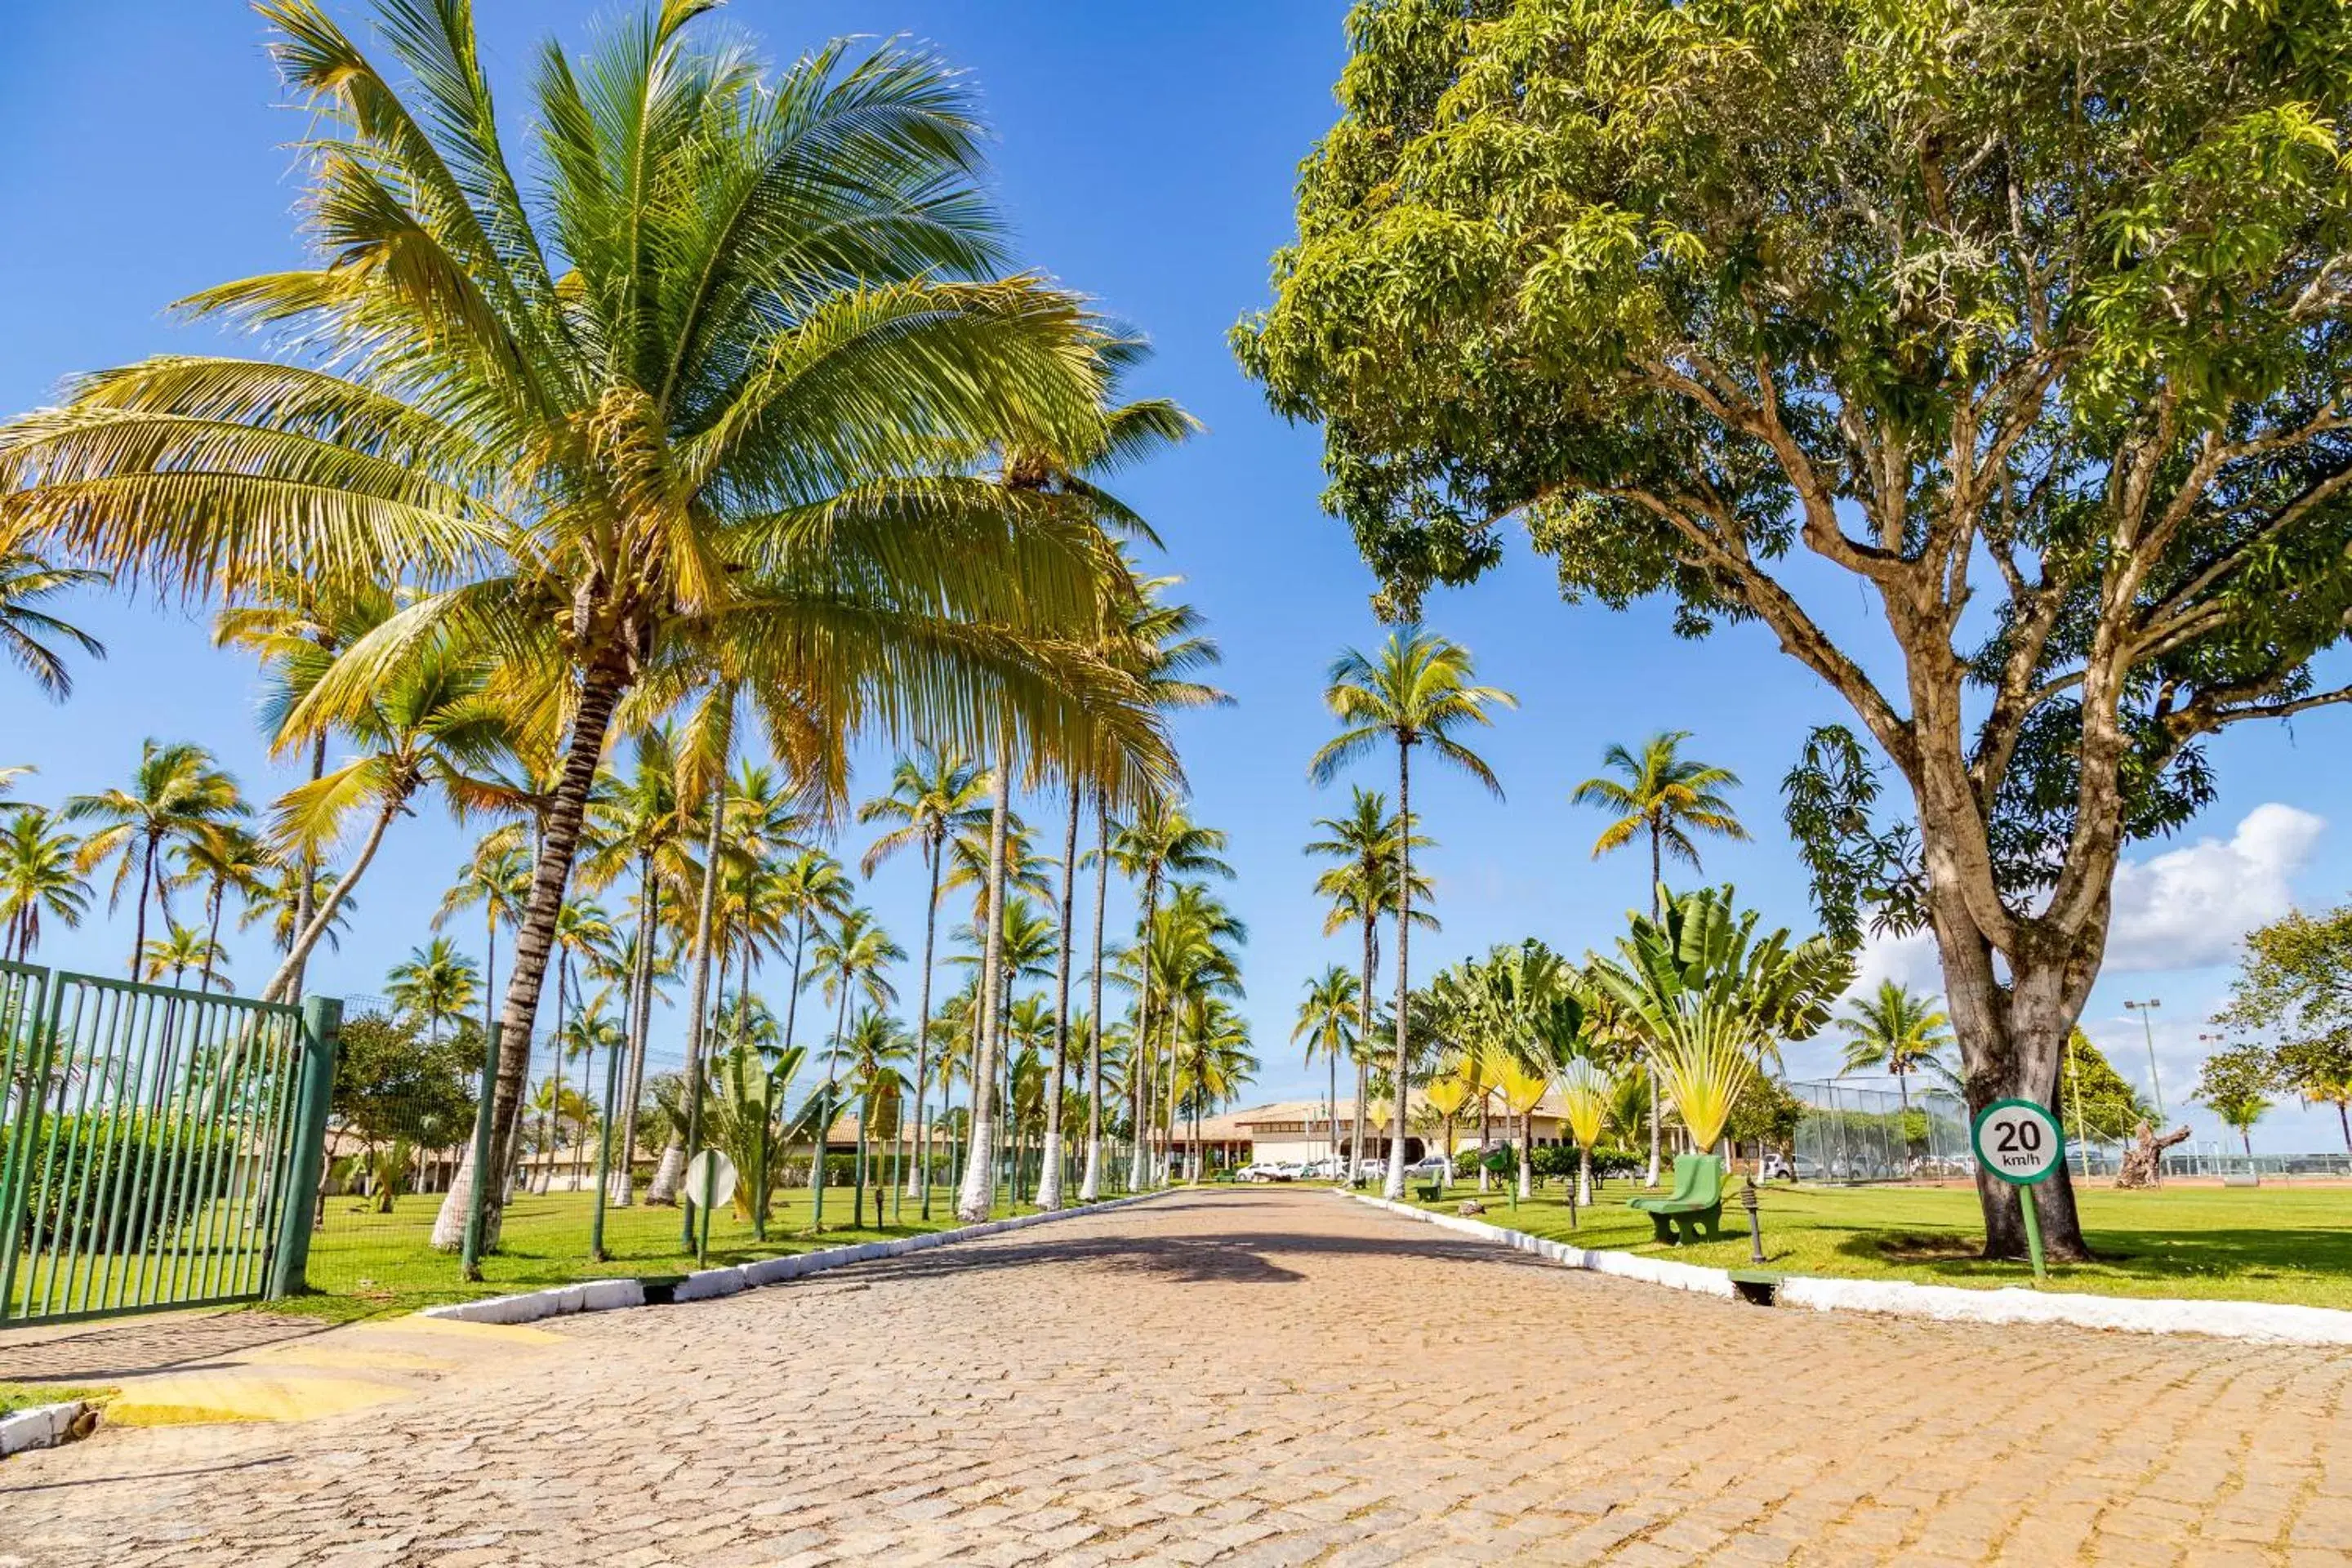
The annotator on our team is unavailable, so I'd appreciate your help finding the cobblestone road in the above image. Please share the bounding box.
[6,1187,2351,1566]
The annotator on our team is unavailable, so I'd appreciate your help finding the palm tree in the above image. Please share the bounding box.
[1305,787,1434,1180]
[1294,965,1359,1176]
[242,858,354,981]
[1175,995,1256,1181]
[1107,800,1234,1187]
[2,2,1165,1246]
[1067,568,1227,1204]
[1119,881,1245,1182]
[773,852,856,1063]
[216,572,385,1000]
[261,637,524,1001]
[808,907,904,1228]
[386,937,481,1050]
[1308,626,1513,1199]
[1574,736,1748,1185]
[141,921,229,991]
[66,740,247,975]
[434,831,532,1040]
[842,1008,913,1227]
[1572,731,1749,916]
[171,822,271,995]
[0,523,105,700]
[1838,979,1958,1121]
[0,808,87,962]
[858,746,989,1213]
[581,728,689,1205]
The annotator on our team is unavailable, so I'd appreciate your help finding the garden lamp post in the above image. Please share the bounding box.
[2123,999,2165,1119]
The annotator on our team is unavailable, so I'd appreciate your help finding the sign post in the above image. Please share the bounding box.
[683,1150,737,1268]
[1971,1098,2065,1281]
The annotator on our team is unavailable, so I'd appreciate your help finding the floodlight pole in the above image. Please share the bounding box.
[2123,999,2165,1120]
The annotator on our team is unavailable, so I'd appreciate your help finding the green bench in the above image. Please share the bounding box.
[1627,1153,1726,1244]
[1414,1182,1443,1202]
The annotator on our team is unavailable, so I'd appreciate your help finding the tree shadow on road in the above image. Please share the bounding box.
[839,1198,1568,1289]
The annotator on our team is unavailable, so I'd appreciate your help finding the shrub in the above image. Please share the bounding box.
[18,1113,237,1251]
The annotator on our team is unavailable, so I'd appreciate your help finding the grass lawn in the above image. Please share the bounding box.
[0,1383,111,1416]
[1395,1178,2352,1309]
[287,1180,1079,1323]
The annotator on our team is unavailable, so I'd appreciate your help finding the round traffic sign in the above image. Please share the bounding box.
[683,1149,738,1210]
[1971,1098,2064,1186]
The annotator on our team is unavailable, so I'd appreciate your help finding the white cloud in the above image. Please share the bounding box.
[1846,927,1941,1000]
[2105,803,2323,973]
[1827,802,2320,1011]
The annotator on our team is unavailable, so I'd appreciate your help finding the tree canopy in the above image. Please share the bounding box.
[1237,0,2352,1257]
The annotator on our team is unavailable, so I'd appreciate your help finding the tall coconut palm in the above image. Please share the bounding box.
[0,808,87,962]
[0,522,106,701]
[66,740,247,975]
[171,822,271,995]
[1067,568,1227,1202]
[858,746,989,1210]
[1572,733,1746,1185]
[1175,994,1256,1181]
[1305,786,1434,1179]
[216,573,387,999]
[581,728,689,1205]
[2,2,1166,1246]
[142,921,229,991]
[841,1008,912,1227]
[263,637,525,1001]
[1294,965,1358,1175]
[808,906,903,1227]
[1838,979,1958,1119]
[434,831,532,1042]
[1308,626,1513,1199]
[243,859,354,976]
[1107,800,1232,1187]
[1572,731,1749,916]
[773,851,855,1062]
[386,937,480,1050]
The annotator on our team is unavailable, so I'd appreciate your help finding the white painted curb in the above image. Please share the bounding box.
[422,1189,1174,1325]
[1337,1189,2352,1346]
[0,1398,96,1459]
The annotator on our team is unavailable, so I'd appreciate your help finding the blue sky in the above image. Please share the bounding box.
[3,2,2347,1153]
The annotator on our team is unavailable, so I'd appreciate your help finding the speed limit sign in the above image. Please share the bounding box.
[1971,1099,2064,1186]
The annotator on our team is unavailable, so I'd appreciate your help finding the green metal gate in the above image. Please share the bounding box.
[0,960,340,1325]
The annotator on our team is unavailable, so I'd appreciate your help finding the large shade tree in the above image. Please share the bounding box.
[2,1,1165,1245]
[1237,0,2352,1258]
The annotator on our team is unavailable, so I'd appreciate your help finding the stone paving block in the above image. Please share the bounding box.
[2,1187,2345,1568]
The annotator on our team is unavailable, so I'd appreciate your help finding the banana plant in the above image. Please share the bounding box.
[702,1040,808,1237]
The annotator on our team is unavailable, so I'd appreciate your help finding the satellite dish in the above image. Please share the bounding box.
[683,1149,738,1212]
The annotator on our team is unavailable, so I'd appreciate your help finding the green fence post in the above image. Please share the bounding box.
[268,996,342,1301]
[0,965,59,1324]
[590,1022,621,1263]
[461,1023,501,1282]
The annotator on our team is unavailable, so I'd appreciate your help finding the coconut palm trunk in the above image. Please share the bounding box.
[613,860,657,1206]
[1127,862,1163,1192]
[676,772,727,1247]
[1080,800,1111,1200]
[432,663,629,1252]
[907,843,942,1209]
[1353,911,1374,1181]
[261,793,399,1003]
[1384,743,1413,1201]
[1039,779,1080,1210]
[955,745,1012,1223]
[1646,822,1664,1187]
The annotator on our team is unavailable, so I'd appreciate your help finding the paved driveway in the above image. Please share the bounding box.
[5,1186,2350,1566]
